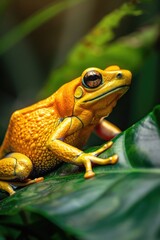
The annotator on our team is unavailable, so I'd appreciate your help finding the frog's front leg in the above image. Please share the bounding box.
[47,117,118,179]
[0,153,43,195]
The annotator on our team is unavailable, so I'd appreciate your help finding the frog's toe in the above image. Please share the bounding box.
[91,141,113,156]
[110,154,118,164]
[84,170,95,179]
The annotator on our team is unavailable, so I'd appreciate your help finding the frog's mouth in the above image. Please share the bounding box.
[83,85,129,103]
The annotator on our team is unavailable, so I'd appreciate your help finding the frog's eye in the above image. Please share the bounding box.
[82,70,102,89]
[116,72,123,79]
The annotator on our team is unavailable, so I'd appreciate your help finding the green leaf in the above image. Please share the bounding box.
[0,105,160,239]
[0,0,85,55]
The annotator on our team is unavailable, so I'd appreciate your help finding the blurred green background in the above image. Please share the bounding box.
[0,0,159,144]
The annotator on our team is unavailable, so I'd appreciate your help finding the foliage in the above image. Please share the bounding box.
[0,0,85,55]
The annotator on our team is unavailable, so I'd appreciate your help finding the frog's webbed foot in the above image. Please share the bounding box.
[75,141,118,179]
[0,152,43,196]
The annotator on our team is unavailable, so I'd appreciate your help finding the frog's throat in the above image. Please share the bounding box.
[83,85,129,103]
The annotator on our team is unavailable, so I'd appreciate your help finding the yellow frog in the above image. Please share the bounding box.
[0,65,132,195]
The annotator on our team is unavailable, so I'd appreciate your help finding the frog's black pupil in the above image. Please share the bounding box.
[83,71,102,88]
[117,73,123,79]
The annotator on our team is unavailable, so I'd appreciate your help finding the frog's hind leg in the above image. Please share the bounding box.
[0,152,43,196]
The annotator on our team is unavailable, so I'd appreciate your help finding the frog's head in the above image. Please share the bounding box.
[55,65,132,119]
[74,65,132,117]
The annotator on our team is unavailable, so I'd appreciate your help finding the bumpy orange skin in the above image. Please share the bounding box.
[0,65,132,195]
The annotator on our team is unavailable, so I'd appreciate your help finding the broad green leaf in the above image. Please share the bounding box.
[0,105,160,240]
[0,0,85,55]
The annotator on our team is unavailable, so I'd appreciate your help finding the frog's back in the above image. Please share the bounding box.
[8,105,60,155]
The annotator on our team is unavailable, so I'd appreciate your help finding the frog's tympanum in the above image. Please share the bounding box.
[0,65,132,195]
